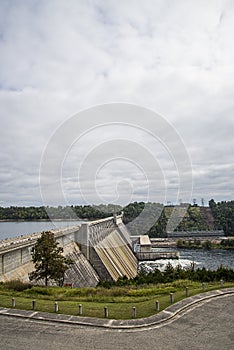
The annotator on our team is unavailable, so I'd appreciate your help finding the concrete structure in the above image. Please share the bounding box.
[136,251,179,261]
[0,214,138,286]
[139,235,152,252]
[77,216,138,281]
[133,234,179,260]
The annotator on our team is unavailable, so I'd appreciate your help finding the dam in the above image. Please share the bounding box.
[0,214,138,287]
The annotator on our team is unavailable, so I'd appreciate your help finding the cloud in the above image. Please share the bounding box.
[0,0,233,206]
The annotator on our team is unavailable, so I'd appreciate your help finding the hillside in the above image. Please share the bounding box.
[209,199,234,235]
[176,206,213,232]
[124,201,234,237]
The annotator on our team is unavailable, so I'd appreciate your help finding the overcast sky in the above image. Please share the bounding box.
[0,0,233,207]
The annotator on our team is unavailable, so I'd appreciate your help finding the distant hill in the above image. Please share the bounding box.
[123,200,234,237]
[175,206,213,232]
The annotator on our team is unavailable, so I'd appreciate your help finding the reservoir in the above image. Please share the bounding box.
[0,220,84,240]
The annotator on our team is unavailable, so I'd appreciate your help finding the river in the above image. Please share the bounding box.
[140,247,234,271]
[0,221,233,271]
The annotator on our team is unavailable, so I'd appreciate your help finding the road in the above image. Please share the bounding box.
[0,294,233,350]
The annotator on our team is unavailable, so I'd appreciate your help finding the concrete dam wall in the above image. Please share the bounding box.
[0,215,138,286]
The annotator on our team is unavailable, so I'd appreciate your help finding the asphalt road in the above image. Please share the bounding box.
[0,294,233,350]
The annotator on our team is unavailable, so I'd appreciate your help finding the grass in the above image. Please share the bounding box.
[0,280,233,320]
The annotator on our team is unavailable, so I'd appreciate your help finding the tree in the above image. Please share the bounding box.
[163,262,175,282]
[29,231,72,286]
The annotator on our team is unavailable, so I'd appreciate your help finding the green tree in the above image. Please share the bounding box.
[163,262,175,282]
[29,231,72,286]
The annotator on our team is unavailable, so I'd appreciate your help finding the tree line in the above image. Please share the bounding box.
[0,199,233,236]
[177,238,234,250]
[0,204,122,221]
[99,263,234,288]
[209,199,234,235]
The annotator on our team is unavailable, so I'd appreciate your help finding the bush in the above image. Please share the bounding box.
[25,286,57,296]
[4,280,32,292]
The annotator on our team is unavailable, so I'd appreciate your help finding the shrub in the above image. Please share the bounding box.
[25,286,57,296]
[4,280,32,292]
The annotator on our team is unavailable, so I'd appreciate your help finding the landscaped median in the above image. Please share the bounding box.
[1,280,234,320]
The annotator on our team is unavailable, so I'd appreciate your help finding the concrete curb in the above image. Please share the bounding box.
[0,288,233,330]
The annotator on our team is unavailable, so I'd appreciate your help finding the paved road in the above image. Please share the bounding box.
[0,294,233,350]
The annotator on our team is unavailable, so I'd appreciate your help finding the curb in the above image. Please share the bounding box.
[0,288,234,330]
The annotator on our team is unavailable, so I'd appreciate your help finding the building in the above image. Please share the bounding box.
[139,235,152,253]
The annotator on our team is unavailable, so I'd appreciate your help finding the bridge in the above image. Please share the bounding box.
[0,214,138,287]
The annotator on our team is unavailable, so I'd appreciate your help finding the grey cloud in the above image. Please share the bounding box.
[0,0,233,206]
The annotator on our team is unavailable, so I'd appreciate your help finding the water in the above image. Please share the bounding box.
[179,248,234,270]
[0,220,85,240]
[140,247,234,271]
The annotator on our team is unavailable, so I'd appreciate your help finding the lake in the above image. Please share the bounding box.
[0,220,85,240]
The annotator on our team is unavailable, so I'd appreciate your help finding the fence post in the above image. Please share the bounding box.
[78,304,82,316]
[54,302,59,313]
[170,293,174,304]
[186,287,189,297]
[155,300,160,312]
[104,306,108,318]
[132,306,136,318]
[32,300,36,310]
[12,298,15,308]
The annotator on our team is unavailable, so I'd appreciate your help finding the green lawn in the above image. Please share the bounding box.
[0,280,233,320]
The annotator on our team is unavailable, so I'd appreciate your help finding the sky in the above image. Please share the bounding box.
[0,0,233,208]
